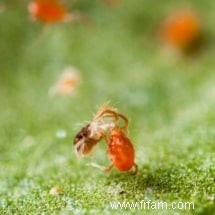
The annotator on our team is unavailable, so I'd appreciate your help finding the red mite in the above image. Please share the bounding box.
[28,0,68,24]
[106,127,137,173]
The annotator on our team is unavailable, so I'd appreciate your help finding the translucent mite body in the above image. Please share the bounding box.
[73,108,117,156]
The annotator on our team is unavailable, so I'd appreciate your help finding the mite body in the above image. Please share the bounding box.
[49,68,80,96]
[73,108,118,155]
[159,9,201,50]
[73,111,116,156]
[106,127,137,173]
[28,0,68,24]
[73,124,99,156]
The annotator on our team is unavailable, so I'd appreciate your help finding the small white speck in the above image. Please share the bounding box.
[49,187,62,196]
[207,195,215,201]
[56,130,67,139]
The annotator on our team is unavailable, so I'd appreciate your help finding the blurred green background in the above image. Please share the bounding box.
[0,0,214,214]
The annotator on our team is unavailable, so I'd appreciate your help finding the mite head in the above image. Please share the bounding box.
[73,104,129,156]
[73,124,101,156]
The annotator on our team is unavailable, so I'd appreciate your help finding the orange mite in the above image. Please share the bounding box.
[28,0,68,24]
[106,127,137,174]
[49,67,80,96]
[160,9,201,49]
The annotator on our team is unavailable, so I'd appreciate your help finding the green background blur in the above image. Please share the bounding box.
[0,0,214,214]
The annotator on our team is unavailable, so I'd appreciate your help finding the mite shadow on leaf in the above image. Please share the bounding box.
[104,164,199,200]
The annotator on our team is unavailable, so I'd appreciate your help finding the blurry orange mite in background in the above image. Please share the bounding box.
[159,9,201,50]
[49,67,80,96]
[28,0,69,24]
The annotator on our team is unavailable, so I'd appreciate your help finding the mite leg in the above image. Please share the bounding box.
[95,109,119,122]
[94,108,129,133]
[87,134,114,172]
[102,164,114,172]
[87,162,113,172]
[130,163,138,175]
[98,109,129,132]
[117,113,129,132]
